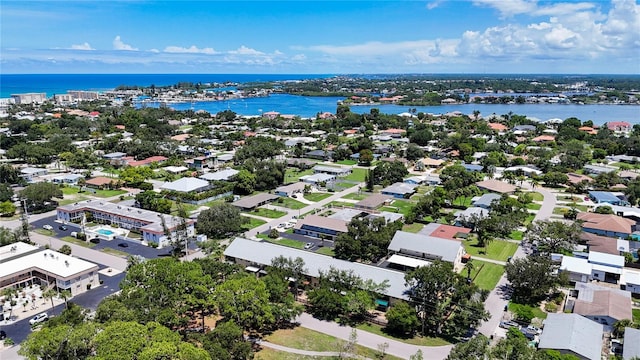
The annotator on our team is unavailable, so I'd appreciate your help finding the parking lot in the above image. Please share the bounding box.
[30,215,196,259]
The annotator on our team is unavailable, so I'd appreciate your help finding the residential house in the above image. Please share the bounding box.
[305,150,334,161]
[293,215,348,241]
[232,193,279,211]
[126,156,168,167]
[102,152,128,166]
[199,168,239,182]
[623,327,640,360]
[571,282,632,326]
[538,313,603,360]
[403,176,427,185]
[472,193,502,209]
[567,172,594,185]
[313,165,351,177]
[512,125,536,134]
[418,223,471,240]
[354,194,391,210]
[560,251,624,284]
[455,207,489,226]
[387,231,466,271]
[588,191,629,206]
[577,212,636,238]
[584,164,617,175]
[223,237,409,305]
[300,173,335,186]
[20,167,48,181]
[532,135,556,143]
[582,232,629,256]
[162,178,210,193]
[381,182,419,199]
[461,163,483,172]
[475,179,517,194]
[503,165,542,177]
[608,121,631,133]
[85,176,116,189]
[51,173,84,185]
[275,182,307,197]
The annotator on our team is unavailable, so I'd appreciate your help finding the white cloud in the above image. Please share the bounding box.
[69,42,94,51]
[164,45,216,54]
[112,35,138,51]
[426,0,443,10]
[229,45,264,55]
[472,0,537,17]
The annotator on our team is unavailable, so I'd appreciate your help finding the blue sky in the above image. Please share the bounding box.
[1,0,639,74]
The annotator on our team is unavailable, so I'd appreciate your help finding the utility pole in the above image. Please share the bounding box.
[21,198,31,244]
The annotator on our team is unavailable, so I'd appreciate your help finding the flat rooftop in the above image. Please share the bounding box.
[0,243,98,280]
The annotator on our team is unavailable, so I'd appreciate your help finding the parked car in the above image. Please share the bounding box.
[526,325,542,334]
[58,225,68,231]
[0,330,6,340]
[42,225,53,231]
[520,328,537,340]
[499,321,520,330]
[304,242,314,249]
[117,242,129,248]
[90,238,100,244]
[29,313,48,325]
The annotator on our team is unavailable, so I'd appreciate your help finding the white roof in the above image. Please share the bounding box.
[387,254,431,268]
[622,268,640,286]
[560,256,592,275]
[388,231,462,263]
[161,177,209,192]
[588,251,624,268]
[592,263,622,274]
[300,173,335,182]
[199,168,239,181]
[0,243,98,280]
[224,237,409,300]
[539,313,603,360]
[162,166,188,173]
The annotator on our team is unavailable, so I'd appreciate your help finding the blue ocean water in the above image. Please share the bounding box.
[1,74,638,125]
[0,73,333,98]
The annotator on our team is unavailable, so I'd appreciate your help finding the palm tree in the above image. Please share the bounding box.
[43,288,57,310]
[613,319,633,338]
[59,290,71,309]
[464,260,475,282]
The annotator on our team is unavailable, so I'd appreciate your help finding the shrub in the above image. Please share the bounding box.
[268,229,279,239]
[544,302,558,312]
[511,303,535,323]
[553,293,565,305]
[4,338,14,346]
[149,242,158,248]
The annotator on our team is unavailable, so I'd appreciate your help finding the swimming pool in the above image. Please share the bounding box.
[97,229,115,236]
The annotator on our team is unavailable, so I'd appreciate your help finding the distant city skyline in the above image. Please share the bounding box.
[1,0,639,74]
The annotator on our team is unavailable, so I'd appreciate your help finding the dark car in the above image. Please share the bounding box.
[89,238,100,244]
[0,330,6,340]
[117,242,129,248]
[58,225,68,231]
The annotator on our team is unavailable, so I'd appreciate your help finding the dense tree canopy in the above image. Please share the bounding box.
[196,203,248,239]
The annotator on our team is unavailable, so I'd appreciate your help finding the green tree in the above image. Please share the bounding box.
[505,256,564,304]
[405,143,425,161]
[0,201,16,216]
[0,183,14,202]
[446,334,490,360]
[542,171,569,187]
[384,301,420,336]
[524,220,582,255]
[200,320,252,360]
[20,182,63,211]
[232,169,256,195]
[58,244,72,255]
[215,275,275,332]
[371,160,409,186]
[196,203,248,239]
[359,149,374,166]
[334,217,403,263]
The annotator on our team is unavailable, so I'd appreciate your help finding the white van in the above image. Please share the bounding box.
[70,231,78,238]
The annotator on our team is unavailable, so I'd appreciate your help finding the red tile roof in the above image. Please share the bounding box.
[429,224,471,240]
[85,176,114,186]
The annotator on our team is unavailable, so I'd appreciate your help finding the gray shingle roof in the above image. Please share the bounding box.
[538,313,603,360]
[161,177,210,193]
[388,231,462,263]
[224,237,409,300]
[624,327,640,360]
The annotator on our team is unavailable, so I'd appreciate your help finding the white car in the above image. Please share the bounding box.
[42,225,53,231]
[526,325,542,334]
[304,242,314,249]
[29,313,48,325]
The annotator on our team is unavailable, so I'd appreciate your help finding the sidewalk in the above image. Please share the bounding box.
[296,313,453,360]
[2,290,64,325]
[259,341,372,359]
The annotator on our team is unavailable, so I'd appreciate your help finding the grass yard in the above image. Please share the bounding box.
[315,247,335,256]
[509,230,524,241]
[633,308,640,323]
[254,348,321,360]
[529,192,544,201]
[402,223,424,233]
[284,168,314,184]
[304,192,332,202]
[336,159,357,165]
[379,200,414,216]
[467,260,505,291]
[451,196,474,207]
[328,201,355,209]
[241,217,267,230]
[34,229,55,236]
[264,327,404,360]
[100,247,129,258]
[58,195,89,206]
[341,192,368,201]
[266,238,305,249]
[464,239,518,262]
[355,323,450,347]
[523,214,536,226]
[170,201,199,216]
[509,302,547,320]
[61,236,96,248]
[92,189,128,198]
[251,208,287,219]
[274,197,307,210]
[344,168,368,182]
[62,186,127,198]
[526,203,541,210]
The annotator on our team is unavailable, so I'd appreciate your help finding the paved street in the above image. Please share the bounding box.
[478,184,556,338]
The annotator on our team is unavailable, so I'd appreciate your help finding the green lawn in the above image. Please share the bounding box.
[355,323,450,347]
[254,348,320,360]
[341,192,368,201]
[379,200,414,216]
[61,236,96,248]
[265,238,305,249]
[241,217,266,230]
[315,247,335,256]
[100,248,129,258]
[509,302,547,320]
[328,201,354,208]
[264,327,404,360]
[251,208,287,219]
[526,203,541,210]
[336,159,357,165]
[304,192,332,202]
[58,196,89,206]
[509,230,524,241]
[524,213,536,226]
[344,168,367,182]
[34,229,54,236]
[451,196,475,207]
[92,189,128,198]
[633,308,640,323]
[402,223,424,233]
[529,192,544,201]
[170,201,199,216]
[274,197,307,210]
[464,239,518,262]
[466,260,505,291]
[284,168,314,184]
